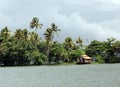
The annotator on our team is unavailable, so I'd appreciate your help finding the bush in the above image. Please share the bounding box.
[109,57,120,63]
[95,54,105,63]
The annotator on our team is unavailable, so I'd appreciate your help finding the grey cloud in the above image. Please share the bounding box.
[0,0,120,43]
[59,0,120,22]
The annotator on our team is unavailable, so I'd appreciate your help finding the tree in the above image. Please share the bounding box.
[107,37,116,47]
[85,40,105,63]
[103,38,115,62]
[63,37,76,50]
[76,36,83,48]
[86,40,102,56]
[51,23,61,38]
[109,40,120,63]
[22,29,29,40]
[0,27,11,39]
[43,28,52,64]
[63,37,76,62]
[29,32,40,46]
[44,23,61,42]
[30,17,43,31]
[49,41,63,63]
[85,39,116,63]
[14,29,23,40]
[44,23,60,64]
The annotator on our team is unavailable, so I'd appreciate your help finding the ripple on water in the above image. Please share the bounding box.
[0,64,120,87]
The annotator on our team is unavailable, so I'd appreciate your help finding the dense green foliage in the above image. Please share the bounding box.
[0,17,120,66]
[0,17,85,66]
[86,38,120,63]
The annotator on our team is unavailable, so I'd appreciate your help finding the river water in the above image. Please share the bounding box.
[0,64,120,87]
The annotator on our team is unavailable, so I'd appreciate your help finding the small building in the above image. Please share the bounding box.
[77,55,92,64]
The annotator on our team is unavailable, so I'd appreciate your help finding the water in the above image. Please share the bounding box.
[0,64,120,87]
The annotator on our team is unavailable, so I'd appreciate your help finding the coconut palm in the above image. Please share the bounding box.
[14,29,23,39]
[0,27,11,39]
[76,36,83,48]
[44,23,61,46]
[51,23,61,37]
[44,28,52,42]
[30,32,40,45]
[30,17,43,31]
[44,23,60,64]
[44,28,53,64]
[22,29,28,40]
[64,37,75,50]
[63,37,76,62]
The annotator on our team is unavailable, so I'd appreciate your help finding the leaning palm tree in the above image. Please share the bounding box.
[44,23,60,46]
[30,17,43,31]
[44,28,52,43]
[44,28,52,64]
[44,23,61,64]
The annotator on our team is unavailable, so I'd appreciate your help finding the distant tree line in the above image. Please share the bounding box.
[0,17,120,66]
[0,17,85,66]
[86,38,120,63]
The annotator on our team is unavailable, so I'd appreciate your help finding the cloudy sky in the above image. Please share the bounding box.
[0,0,120,43]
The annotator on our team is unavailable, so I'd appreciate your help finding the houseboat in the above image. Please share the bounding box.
[77,55,92,64]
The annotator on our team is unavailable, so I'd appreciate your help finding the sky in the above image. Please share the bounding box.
[0,0,120,43]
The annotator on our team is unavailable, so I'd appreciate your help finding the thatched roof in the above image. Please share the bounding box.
[80,55,92,59]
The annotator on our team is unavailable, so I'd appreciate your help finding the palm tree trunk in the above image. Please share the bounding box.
[46,46,50,64]
[46,42,51,64]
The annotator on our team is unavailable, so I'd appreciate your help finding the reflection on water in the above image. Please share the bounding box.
[0,64,120,87]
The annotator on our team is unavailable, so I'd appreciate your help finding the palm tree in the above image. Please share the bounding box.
[0,27,11,39]
[30,17,43,31]
[51,23,61,37]
[63,37,75,62]
[44,28,52,42]
[76,36,83,48]
[44,28,52,54]
[14,29,23,39]
[22,29,28,40]
[44,28,53,64]
[29,32,40,45]
[107,38,116,47]
[44,23,60,64]
[64,37,75,50]
[44,23,60,41]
